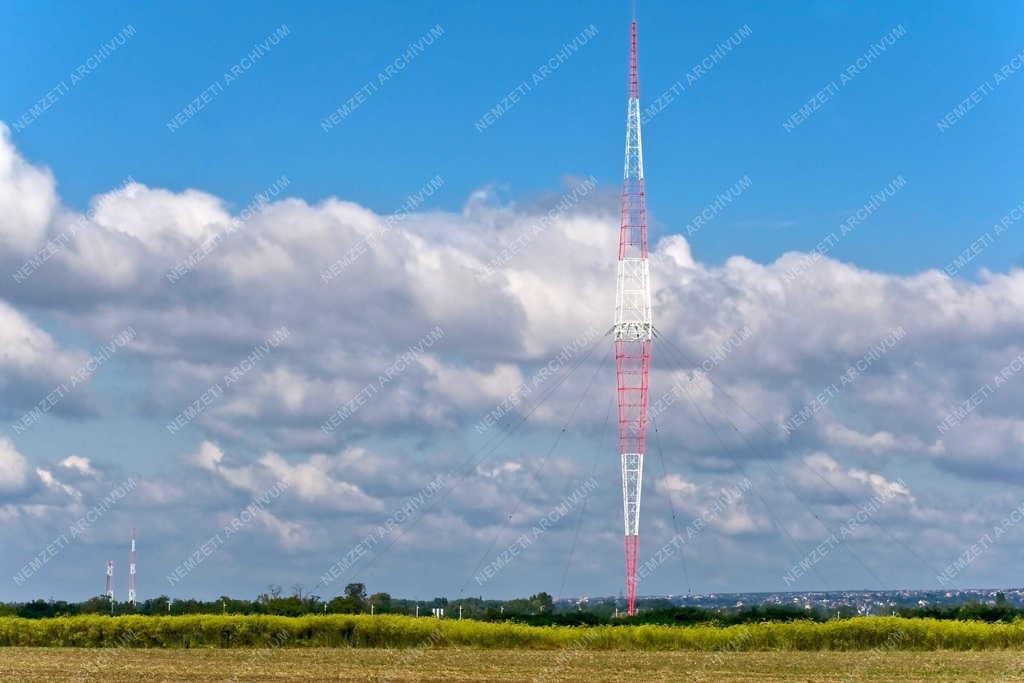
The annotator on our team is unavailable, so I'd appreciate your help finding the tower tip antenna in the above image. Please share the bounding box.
[628,14,640,100]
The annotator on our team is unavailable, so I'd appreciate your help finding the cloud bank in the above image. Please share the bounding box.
[1,121,1023,599]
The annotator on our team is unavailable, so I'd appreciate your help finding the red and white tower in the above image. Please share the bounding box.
[105,560,114,601]
[615,19,652,617]
[128,529,137,605]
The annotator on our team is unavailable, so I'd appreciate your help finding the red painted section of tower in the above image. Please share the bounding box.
[618,175,648,261]
[624,534,640,613]
[615,340,651,455]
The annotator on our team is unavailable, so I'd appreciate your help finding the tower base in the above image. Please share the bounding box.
[624,534,639,615]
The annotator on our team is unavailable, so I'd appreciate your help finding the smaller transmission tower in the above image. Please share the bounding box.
[105,560,114,601]
[128,529,137,605]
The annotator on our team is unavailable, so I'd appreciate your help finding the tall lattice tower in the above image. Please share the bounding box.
[105,560,114,601]
[615,19,652,617]
[128,528,137,605]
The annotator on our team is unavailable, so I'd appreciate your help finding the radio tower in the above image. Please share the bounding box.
[128,529,137,605]
[105,560,114,601]
[615,18,652,617]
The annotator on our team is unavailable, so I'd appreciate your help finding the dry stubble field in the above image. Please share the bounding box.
[3,647,1024,682]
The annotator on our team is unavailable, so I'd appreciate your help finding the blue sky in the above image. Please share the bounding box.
[2,1,1024,603]
[3,1,1022,274]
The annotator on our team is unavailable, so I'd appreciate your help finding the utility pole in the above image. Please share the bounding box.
[415,604,419,618]
[459,604,463,620]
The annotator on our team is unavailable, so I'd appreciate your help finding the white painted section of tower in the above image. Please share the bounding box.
[614,259,652,340]
[623,97,644,180]
[620,452,644,535]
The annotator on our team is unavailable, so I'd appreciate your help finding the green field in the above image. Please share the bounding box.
[6,615,1024,681]
[2,647,1024,681]
[5,614,1024,650]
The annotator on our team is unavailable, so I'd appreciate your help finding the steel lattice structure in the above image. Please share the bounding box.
[128,528,137,605]
[105,560,114,601]
[615,20,651,617]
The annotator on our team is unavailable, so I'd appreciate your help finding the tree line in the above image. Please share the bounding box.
[5,585,1022,624]
[1,583,555,620]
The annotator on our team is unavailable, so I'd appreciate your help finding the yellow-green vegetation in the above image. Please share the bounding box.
[3,614,1024,650]
[2,647,1024,682]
